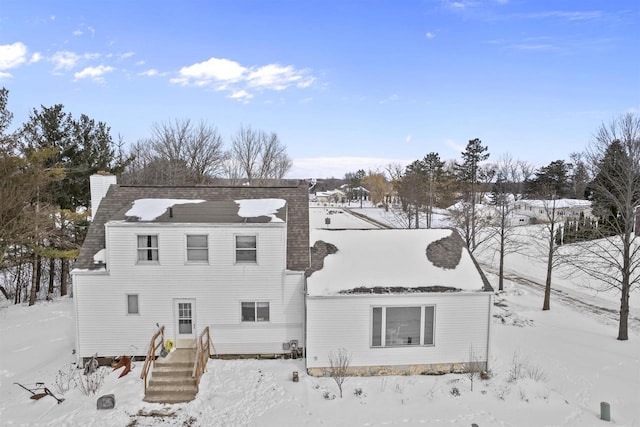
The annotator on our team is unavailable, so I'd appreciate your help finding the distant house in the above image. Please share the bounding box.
[314,189,347,205]
[513,199,592,223]
[337,184,370,202]
[71,175,309,363]
[305,228,493,376]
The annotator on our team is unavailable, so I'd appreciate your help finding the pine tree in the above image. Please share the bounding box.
[454,139,490,250]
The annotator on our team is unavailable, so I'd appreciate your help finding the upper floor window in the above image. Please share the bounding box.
[187,235,208,262]
[137,235,158,262]
[372,305,435,347]
[235,235,257,263]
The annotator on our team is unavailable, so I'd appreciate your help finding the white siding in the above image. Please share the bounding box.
[73,222,305,359]
[306,292,491,369]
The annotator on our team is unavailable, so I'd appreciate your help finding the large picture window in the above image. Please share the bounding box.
[137,235,158,262]
[241,302,270,322]
[371,305,435,347]
[235,235,257,263]
[186,235,208,262]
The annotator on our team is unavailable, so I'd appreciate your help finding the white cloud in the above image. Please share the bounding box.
[178,57,247,83]
[88,26,96,37]
[73,29,83,36]
[0,71,12,80]
[247,64,313,90]
[120,52,135,60]
[379,94,400,104]
[29,52,42,63]
[139,69,160,77]
[51,51,81,70]
[172,56,315,102]
[0,42,28,70]
[405,134,413,143]
[229,90,253,102]
[73,65,114,82]
[300,97,313,104]
[425,32,435,39]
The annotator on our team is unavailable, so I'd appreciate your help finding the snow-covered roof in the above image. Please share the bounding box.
[307,228,490,296]
[235,198,286,222]
[116,198,287,223]
[125,199,206,221]
[517,199,591,209]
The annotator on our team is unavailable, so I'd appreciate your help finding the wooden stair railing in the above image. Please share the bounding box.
[192,326,213,389]
[141,325,165,394]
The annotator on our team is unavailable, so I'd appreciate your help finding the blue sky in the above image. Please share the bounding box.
[1,0,638,179]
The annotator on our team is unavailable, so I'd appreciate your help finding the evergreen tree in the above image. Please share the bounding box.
[454,138,490,250]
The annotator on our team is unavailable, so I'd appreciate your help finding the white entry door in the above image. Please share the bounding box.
[174,299,196,348]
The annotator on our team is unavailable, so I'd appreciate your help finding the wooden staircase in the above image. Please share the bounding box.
[143,349,197,404]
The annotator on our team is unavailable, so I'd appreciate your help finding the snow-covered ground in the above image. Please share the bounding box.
[0,207,638,426]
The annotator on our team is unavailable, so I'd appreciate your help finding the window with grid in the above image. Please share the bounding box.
[137,235,159,262]
[235,235,257,263]
[187,235,208,262]
[372,305,435,347]
[241,302,270,322]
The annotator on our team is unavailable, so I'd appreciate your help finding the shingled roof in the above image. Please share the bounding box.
[74,180,309,272]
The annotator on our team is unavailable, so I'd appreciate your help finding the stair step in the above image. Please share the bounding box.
[151,371,193,381]
[143,391,197,404]
[154,361,193,367]
[146,384,198,394]
[149,377,196,387]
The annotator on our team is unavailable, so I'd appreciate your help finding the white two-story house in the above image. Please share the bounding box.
[71,175,309,363]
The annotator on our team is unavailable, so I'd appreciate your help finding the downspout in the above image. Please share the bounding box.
[72,273,83,367]
[485,291,492,371]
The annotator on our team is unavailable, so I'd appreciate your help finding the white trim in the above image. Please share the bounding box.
[135,234,159,264]
[174,298,197,342]
[234,234,258,264]
[370,304,436,348]
[185,233,209,264]
[126,294,140,315]
[240,301,271,323]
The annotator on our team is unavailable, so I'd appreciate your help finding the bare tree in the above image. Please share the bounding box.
[449,162,497,253]
[490,155,529,291]
[570,113,640,340]
[122,119,226,184]
[464,345,485,391]
[523,196,565,311]
[328,348,351,398]
[229,125,292,182]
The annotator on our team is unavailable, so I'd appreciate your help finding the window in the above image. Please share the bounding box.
[137,235,158,262]
[235,235,257,263]
[371,306,435,347]
[127,294,139,315]
[187,235,208,262]
[241,302,269,322]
